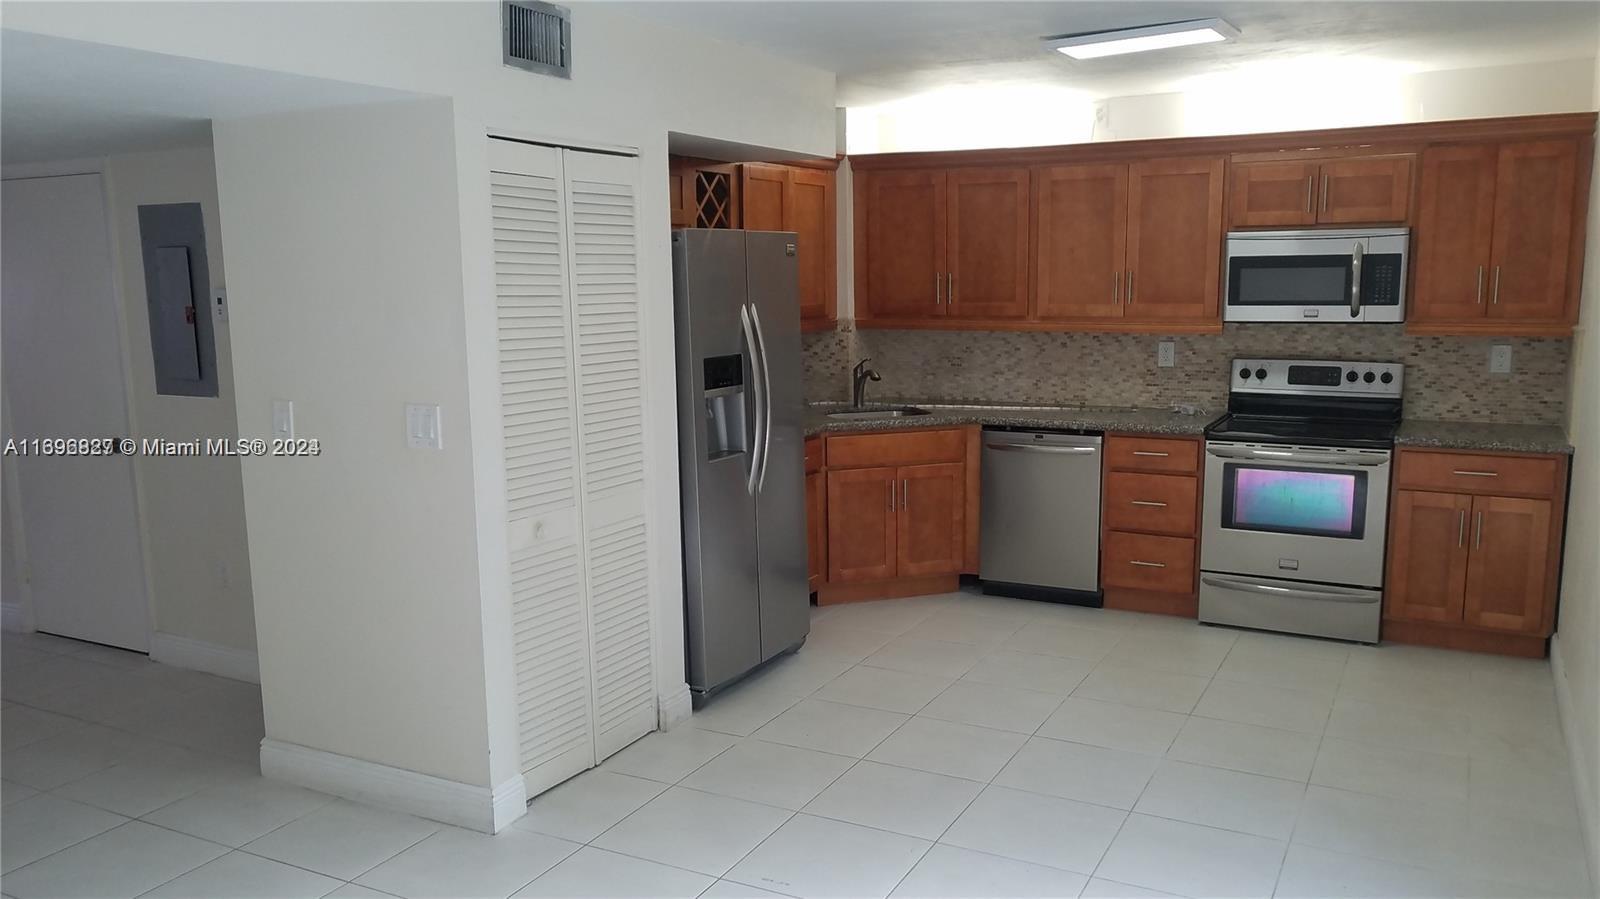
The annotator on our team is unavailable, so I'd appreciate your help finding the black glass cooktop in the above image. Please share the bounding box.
[1205,413,1399,450]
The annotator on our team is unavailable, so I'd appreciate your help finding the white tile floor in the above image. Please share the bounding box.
[2,589,1592,899]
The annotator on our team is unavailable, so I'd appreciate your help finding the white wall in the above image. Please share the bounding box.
[2,0,836,814]
[104,146,256,658]
[848,56,1596,153]
[1552,50,1600,897]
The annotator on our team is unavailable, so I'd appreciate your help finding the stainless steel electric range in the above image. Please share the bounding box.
[1199,358,1404,644]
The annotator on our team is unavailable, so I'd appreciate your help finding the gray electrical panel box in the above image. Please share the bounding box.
[138,203,217,397]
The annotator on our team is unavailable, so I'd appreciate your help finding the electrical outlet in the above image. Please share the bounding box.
[1157,341,1176,368]
[1489,344,1513,374]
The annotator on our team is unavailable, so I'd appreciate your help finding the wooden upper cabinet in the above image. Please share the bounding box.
[947,168,1030,319]
[740,163,789,231]
[1034,163,1128,320]
[1385,490,1473,624]
[1463,495,1553,633]
[861,169,947,319]
[826,467,897,583]
[1411,145,1498,323]
[1488,139,1580,323]
[1125,157,1225,322]
[1228,161,1319,228]
[789,168,837,328]
[1317,155,1413,224]
[895,462,965,578]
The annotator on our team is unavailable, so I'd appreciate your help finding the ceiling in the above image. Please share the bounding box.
[1,30,418,165]
[609,1,1600,106]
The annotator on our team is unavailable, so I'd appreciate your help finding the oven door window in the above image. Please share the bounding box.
[1221,463,1368,539]
[1229,255,1352,306]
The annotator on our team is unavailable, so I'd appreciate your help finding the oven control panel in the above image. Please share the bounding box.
[1231,358,1404,398]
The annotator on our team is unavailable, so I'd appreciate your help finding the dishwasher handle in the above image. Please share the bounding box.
[984,443,1099,455]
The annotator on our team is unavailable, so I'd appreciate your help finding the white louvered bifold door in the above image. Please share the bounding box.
[488,139,596,796]
[562,150,655,762]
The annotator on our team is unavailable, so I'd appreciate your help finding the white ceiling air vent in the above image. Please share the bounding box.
[503,0,571,78]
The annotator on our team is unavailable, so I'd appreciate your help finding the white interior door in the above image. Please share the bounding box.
[1,174,150,650]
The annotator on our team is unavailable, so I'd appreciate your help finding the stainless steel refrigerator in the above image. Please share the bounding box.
[672,229,810,702]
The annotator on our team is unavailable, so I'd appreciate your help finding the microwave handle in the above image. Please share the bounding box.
[1350,242,1364,319]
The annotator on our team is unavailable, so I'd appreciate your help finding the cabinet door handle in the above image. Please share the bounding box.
[1474,511,1484,549]
[902,478,909,510]
[934,273,942,305]
[1320,173,1329,212]
[888,480,895,511]
[1113,271,1121,303]
[1453,470,1499,477]
[948,272,955,305]
[1129,560,1167,568]
[1131,500,1168,507]
[1457,509,1466,548]
[1126,270,1135,303]
[1305,174,1315,213]
[1132,450,1169,457]
[1492,266,1502,305]
[1475,265,1484,304]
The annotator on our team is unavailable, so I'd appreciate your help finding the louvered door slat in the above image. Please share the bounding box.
[491,139,594,796]
[564,152,655,762]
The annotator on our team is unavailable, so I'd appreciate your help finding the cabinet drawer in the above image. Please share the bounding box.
[826,429,966,469]
[1103,472,1198,536]
[1102,531,1196,594]
[1395,450,1561,497]
[1105,435,1200,474]
[805,437,824,474]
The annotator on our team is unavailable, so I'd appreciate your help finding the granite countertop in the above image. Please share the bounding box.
[1395,420,1573,455]
[804,401,1217,438]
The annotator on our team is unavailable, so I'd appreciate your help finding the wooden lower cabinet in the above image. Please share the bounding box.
[805,436,825,592]
[815,427,975,604]
[1100,434,1202,617]
[1384,449,1568,656]
[826,466,897,583]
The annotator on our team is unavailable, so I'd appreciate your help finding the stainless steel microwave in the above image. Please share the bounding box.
[1223,228,1409,323]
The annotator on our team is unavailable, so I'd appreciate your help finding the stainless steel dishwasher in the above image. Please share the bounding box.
[979,428,1103,605]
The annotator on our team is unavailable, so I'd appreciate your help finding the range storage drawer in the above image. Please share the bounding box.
[1103,471,1198,536]
[1102,531,1196,594]
[826,428,966,469]
[1395,450,1561,498]
[1105,435,1200,474]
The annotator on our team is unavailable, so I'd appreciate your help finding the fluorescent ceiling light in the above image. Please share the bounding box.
[1045,18,1239,60]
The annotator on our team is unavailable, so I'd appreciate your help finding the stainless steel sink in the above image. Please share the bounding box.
[825,406,931,420]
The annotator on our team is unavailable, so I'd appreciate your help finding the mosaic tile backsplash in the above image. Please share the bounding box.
[802,324,1570,425]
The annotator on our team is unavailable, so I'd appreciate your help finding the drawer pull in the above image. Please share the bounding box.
[1128,560,1167,568]
[1453,470,1499,477]
[1130,500,1168,508]
[1131,451,1169,457]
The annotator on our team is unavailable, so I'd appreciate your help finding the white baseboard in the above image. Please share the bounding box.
[149,632,260,684]
[1551,635,1599,896]
[659,682,693,729]
[1,602,31,633]
[260,739,526,833]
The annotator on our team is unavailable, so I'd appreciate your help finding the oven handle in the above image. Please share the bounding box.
[1204,446,1390,468]
[1201,575,1380,604]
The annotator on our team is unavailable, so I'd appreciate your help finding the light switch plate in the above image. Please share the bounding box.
[212,287,228,322]
[406,404,443,450]
[1489,344,1513,374]
[271,399,294,440]
[1157,341,1176,368]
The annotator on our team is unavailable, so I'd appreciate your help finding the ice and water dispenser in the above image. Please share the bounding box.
[702,353,748,461]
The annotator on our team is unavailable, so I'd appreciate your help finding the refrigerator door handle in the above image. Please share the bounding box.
[740,303,765,496]
[749,302,775,492]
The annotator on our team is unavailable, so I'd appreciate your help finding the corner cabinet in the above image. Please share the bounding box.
[1383,448,1569,657]
[1409,138,1590,335]
[814,427,979,604]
